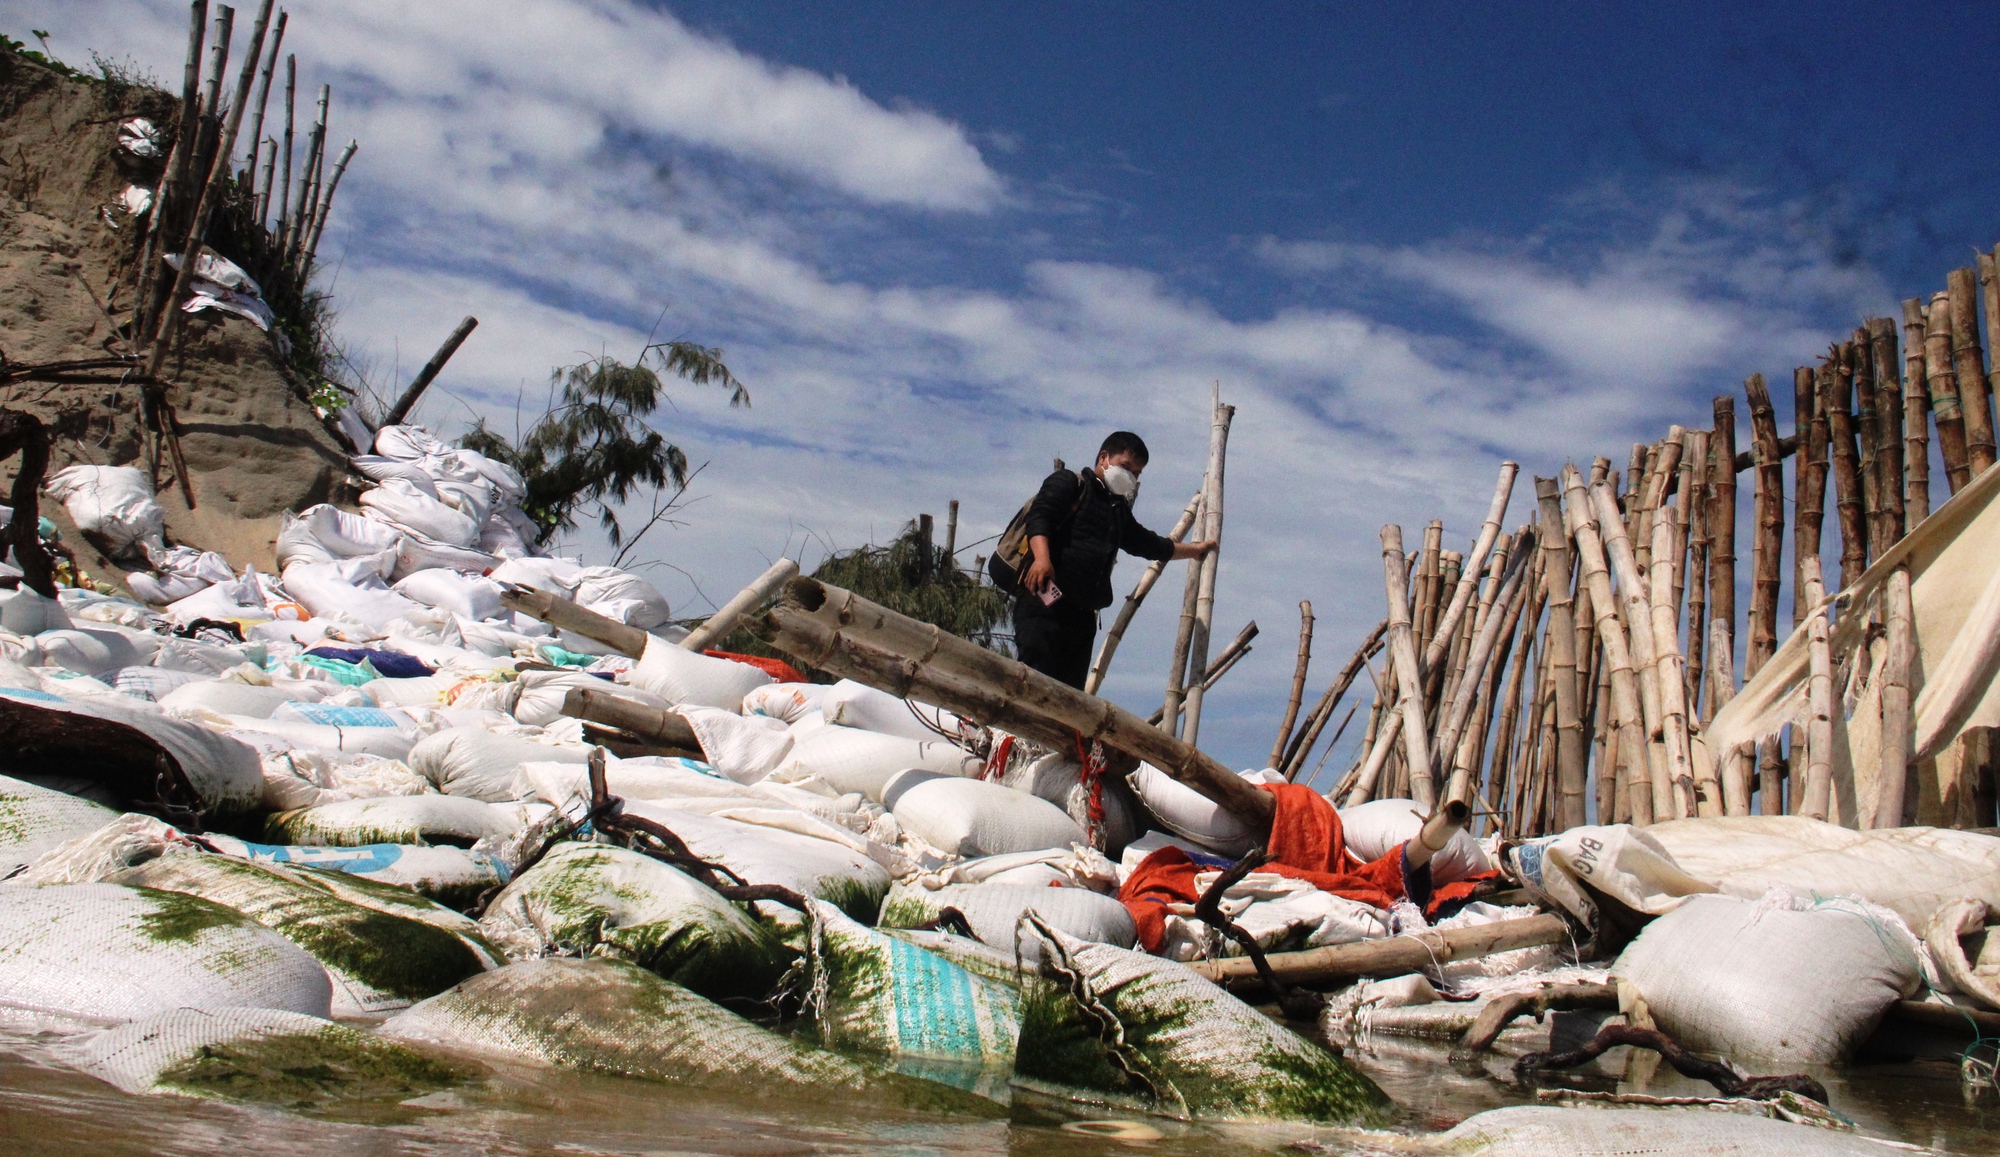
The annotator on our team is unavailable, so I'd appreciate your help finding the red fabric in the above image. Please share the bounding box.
[704,650,807,684]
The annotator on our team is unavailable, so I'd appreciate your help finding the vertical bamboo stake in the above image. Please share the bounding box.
[301,140,358,269]
[1435,535,1534,803]
[1179,398,1233,748]
[1536,480,1587,829]
[1871,318,1906,546]
[1286,622,1384,781]
[1796,365,1829,630]
[1421,462,1520,679]
[241,8,285,187]
[1745,375,1786,675]
[1926,291,1971,494]
[1904,299,1933,525]
[276,54,295,240]
[1463,538,1530,801]
[1625,444,1648,531]
[1592,636,1617,821]
[1853,333,1883,566]
[136,0,208,337]
[1949,267,1995,478]
[1088,491,1200,695]
[195,6,233,181]
[1633,442,1665,574]
[1823,351,1868,589]
[1797,557,1835,821]
[253,136,277,225]
[1707,397,1739,716]
[1160,542,1203,734]
[286,84,329,269]
[1414,521,1445,658]
[1984,250,2000,462]
[1563,465,1652,826]
[1874,565,1915,829]
[1650,514,1703,817]
[1270,601,1315,769]
[1484,587,1537,821]
[1683,439,1710,722]
[1439,550,1472,708]
[1591,479,1671,820]
[1380,525,1436,809]
[1670,430,1702,634]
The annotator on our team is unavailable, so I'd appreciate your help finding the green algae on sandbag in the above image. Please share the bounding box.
[0,772,118,875]
[1014,915,1389,1124]
[380,957,1003,1116]
[109,855,488,1016]
[804,899,1020,1076]
[264,795,520,849]
[74,1006,475,1112]
[881,927,1030,988]
[478,842,790,1003]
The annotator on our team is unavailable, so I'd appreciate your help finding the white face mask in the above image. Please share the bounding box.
[1101,463,1139,501]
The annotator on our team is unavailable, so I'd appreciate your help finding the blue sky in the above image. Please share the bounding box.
[23,2,2000,774]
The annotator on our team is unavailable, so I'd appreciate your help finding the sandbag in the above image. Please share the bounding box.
[0,688,266,821]
[199,834,507,911]
[361,673,456,708]
[111,665,209,702]
[1403,1106,1899,1156]
[394,569,505,622]
[275,504,403,571]
[0,883,333,1022]
[1503,823,1719,932]
[265,795,522,849]
[1612,892,1924,1066]
[629,635,772,712]
[488,556,583,596]
[479,842,789,1002]
[804,898,1020,1077]
[35,627,142,676]
[821,680,963,742]
[0,772,119,876]
[222,715,418,760]
[360,479,480,547]
[676,704,794,783]
[0,587,72,634]
[390,530,499,582]
[1129,763,1272,856]
[408,727,590,801]
[1003,753,1146,857]
[511,669,671,727]
[621,803,891,923]
[280,559,424,629]
[71,1006,470,1102]
[777,727,981,800]
[885,771,1085,857]
[878,881,1136,960]
[1340,797,1491,884]
[1647,814,2000,930]
[44,465,165,552]
[1015,917,1388,1122]
[109,855,489,1016]
[381,958,994,1113]
[159,679,295,719]
[743,682,830,723]
[572,566,671,629]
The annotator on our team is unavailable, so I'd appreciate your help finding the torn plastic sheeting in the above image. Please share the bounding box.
[181,286,275,331]
[116,118,162,157]
[162,248,263,298]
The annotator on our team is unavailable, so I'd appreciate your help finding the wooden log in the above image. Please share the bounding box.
[1744,374,1786,677]
[1590,479,1670,821]
[1903,299,1934,525]
[1926,291,1971,494]
[1950,267,1995,477]
[1707,396,1739,716]
[241,9,285,191]
[380,316,479,429]
[1563,465,1652,826]
[498,583,650,657]
[1421,462,1519,679]
[1823,352,1869,589]
[1874,565,1916,829]
[680,558,801,653]
[560,688,702,755]
[756,577,1277,827]
[1179,400,1234,748]
[1380,525,1437,809]
[1651,513,1704,818]
[1871,317,1906,546]
[1286,620,1385,781]
[1187,913,1569,988]
[1794,365,1828,629]
[1270,600,1315,769]
[1086,490,1200,695]
[1797,557,1834,821]
[1436,531,1535,804]
[1533,479,1587,829]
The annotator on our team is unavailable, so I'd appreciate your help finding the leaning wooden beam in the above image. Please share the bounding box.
[1269,600,1315,769]
[1421,461,1519,679]
[1380,525,1437,809]
[1187,913,1569,988]
[1949,266,1995,478]
[380,315,479,430]
[1563,465,1652,826]
[498,583,650,657]
[755,577,1276,827]
[560,688,702,756]
[1180,399,1235,748]
[1435,532,1534,805]
[1085,490,1201,695]
[680,558,801,654]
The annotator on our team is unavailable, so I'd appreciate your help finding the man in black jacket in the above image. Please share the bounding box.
[1015,431,1217,688]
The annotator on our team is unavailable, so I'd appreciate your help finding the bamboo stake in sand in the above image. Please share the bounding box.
[1797,557,1835,821]
[1533,479,1587,829]
[1875,565,1916,829]
[1590,479,1670,821]
[1745,374,1787,677]
[1178,396,1232,748]
[1563,466,1652,826]
[1436,531,1535,804]
[242,9,285,190]
[1422,462,1519,679]
[1871,318,1906,547]
[1794,365,1827,628]
[1380,525,1436,809]
[276,54,295,240]
[1853,334,1883,566]
[1823,351,1869,589]
[1651,513,1704,817]
[301,139,358,269]
[1904,299,1934,525]
[1707,396,1740,716]
[1288,620,1384,782]
[1087,491,1200,695]
[1926,291,1971,495]
[1949,267,1995,478]
[137,0,208,337]
[1684,439,1710,721]
[1270,601,1315,769]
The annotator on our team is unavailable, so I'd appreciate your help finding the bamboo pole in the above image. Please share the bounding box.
[1707,397,1739,716]
[1904,299,1934,525]
[1872,317,1906,547]
[499,584,650,657]
[1413,521,1445,661]
[680,558,801,654]
[1649,513,1702,817]
[1188,912,1568,989]
[253,136,276,226]
[242,8,285,189]
[136,0,208,338]
[1824,350,1869,588]
[1589,479,1671,820]
[943,500,959,568]
[1149,621,1258,728]
[1458,538,1527,804]
[1794,366,1826,630]
[1562,466,1651,826]
[1483,588,1538,822]
[1875,565,1915,829]
[1634,438,1679,576]
[1670,429,1700,628]
[285,84,329,270]
[1950,267,1995,478]
[1590,631,1615,821]
[1435,532,1535,804]
[1421,462,1519,679]
[1683,442,1709,721]
[1087,491,1200,695]
[1744,374,1787,676]
[381,316,480,429]
[1179,398,1233,748]
[1286,621,1384,782]
[1926,291,1971,494]
[1159,535,1203,734]
[1533,479,1587,829]
[301,139,358,269]
[560,688,702,755]
[1438,550,1471,710]
[1380,525,1437,809]
[1985,250,2000,468]
[275,54,294,242]
[194,6,232,187]
[1269,601,1315,769]
[1797,557,1835,821]
[1853,334,1883,566]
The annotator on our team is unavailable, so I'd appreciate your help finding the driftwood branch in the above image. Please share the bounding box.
[380,315,478,429]
[1516,1023,1829,1104]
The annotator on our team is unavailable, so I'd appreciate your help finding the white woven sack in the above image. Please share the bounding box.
[5,691,265,819]
[373,424,449,461]
[275,503,403,570]
[1129,763,1277,856]
[743,682,829,723]
[880,881,1135,961]
[350,454,441,494]
[1339,797,1492,883]
[884,771,1084,857]
[390,531,498,582]
[44,465,166,552]
[408,726,590,802]
[621,803,891,922]
[267,794,524,848]
[0,588,71,634]
[820,679,962,742]
[280,559,423,629]
[392,570,504,622]
[1426,1105,1904,1156]
[511,669,672,727]
[629,635,772,712]
[159,679,294,719]
[34,627,142,676]
[572,566,672,629]
[223,716,417,760]
[359,479,480,547]
[0,772,119,875]
[676,705,794,784]
[488,556,584,596]
[1612,892,1924,1066]
[0,883,333,1022]
[775,726,980,800]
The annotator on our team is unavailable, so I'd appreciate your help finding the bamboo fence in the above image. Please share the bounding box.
[1296,240,2000,834]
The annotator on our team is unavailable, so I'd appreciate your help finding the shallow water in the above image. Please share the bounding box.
[1,1013,1994,1156]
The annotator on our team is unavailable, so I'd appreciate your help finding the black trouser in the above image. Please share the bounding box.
[1012,598,1097,689]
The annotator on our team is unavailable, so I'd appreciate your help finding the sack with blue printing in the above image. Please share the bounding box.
[803,898,1020,1086]
[201,833,506,909]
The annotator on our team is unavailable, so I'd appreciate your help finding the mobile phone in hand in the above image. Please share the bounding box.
[1038,582,1062,607]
